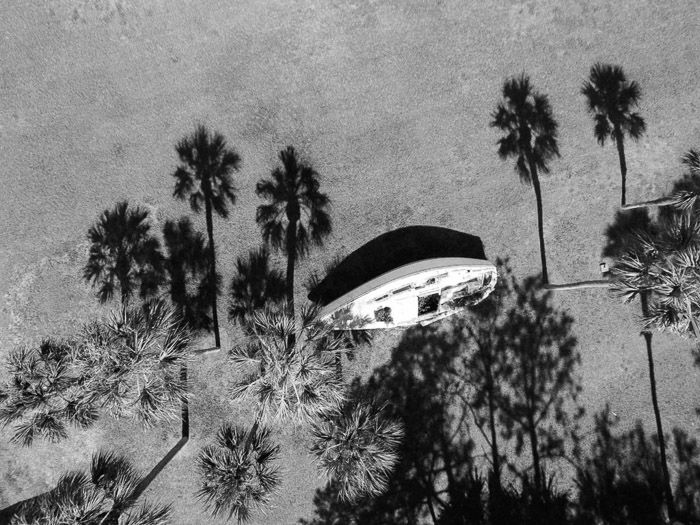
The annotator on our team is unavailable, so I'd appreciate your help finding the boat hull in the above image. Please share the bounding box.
[320,257,497,330]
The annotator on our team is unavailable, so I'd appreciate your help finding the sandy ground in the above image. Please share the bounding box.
[1,0,700,523]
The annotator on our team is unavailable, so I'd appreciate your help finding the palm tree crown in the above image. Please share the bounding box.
[172,124,241,347]
[491,74,560,184]
[9,450,171,524]
[581,63,645,146]
[255,146,332,312]
[582,63,645,206]
[310,400,404,501]
[78,299,191,427]
[228,246,286,329]
[163,217,213,331]
[228,303,345,425]
[196,423,281,523]
[0,339,98,446]
[172,125,240,217]
[84,200,164,305]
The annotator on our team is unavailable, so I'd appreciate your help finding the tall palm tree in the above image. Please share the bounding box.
[310,400,403,501]
[255,146,332,317]
[172,125,241,347]
[582,63,646,206]
[162,217,212,331]
[491,74,560,285]
[84,201,164,306]
[228,246,286,330]
[228,303,345,426]
[196,423,280,523]
[8,450,171,524]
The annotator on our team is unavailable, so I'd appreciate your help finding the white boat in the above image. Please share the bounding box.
[308,226,498,330]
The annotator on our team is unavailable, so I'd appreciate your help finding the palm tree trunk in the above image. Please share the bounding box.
[544,280,610,291]
[204,199,220,348]
[615,126,627,207]
[622,195,680,210]
[181,364,189,439]
[121,287,128,308]
[527,156,549,285]
[285,220,297,317]
[640,292,676,519]
[528,416,542,492]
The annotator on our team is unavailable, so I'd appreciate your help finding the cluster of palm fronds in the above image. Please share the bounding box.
[0,339,98,446]
[310,400,404,501]
[610,206,700,339]
[228,246,286,331]
[83,200,164,306]
[77,299,191,427]
[195,424,281,523]
[228,303,345,426]
[0,300,191,445]
[10,450,170,525]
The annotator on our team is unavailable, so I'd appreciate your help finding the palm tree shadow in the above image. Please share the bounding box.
[131,435,189,501]
[132,363,191,501]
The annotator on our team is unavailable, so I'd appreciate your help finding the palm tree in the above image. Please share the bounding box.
[228,303,345,426]
[78,299,191,427]
[581,63,646,206]
[196,423,280,523]
[8,450,171,524]
[309,400,403,501]
[228,246,286,330]
[605,211,689,519]
[172,125,241,347]
[162,217,213,331]
[0,339,98,446]
[255,146,332,317]
[491,74,560,285]
[84,201,164,306]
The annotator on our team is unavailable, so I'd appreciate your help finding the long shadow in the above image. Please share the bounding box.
[132,363,191,500]
[132,436,189,501]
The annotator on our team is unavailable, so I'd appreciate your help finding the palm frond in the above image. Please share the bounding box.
[682,148,700,176]
[228,304,345,425]
[196,423,281,522]
[120,502,172,525]
[310,400,404,501]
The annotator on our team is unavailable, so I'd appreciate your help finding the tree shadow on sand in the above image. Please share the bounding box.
[300,323,700,525]
[301,313,579,525]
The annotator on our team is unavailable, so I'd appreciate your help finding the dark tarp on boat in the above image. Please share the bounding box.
[308,225,488,306]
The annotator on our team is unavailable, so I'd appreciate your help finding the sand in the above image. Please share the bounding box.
[1,1,700,523]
